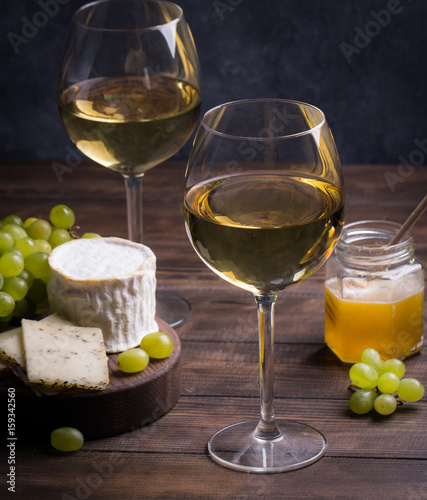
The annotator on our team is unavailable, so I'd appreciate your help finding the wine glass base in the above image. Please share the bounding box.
[208,419,327,473]
[156,290,192,329]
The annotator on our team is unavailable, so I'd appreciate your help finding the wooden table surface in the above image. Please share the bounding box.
[0,161,426,499]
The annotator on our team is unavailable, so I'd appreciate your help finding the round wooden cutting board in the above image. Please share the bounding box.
[0,318,181,441]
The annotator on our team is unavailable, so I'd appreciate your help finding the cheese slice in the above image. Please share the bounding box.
[0,314,74,395]
[0,314,73,371]
[0,326,24,371]
[22,319,109,391]
[47,237,158,353]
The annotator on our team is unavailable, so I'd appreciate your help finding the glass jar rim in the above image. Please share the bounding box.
[336,220,414,265]
[338,220,412,249]
[74,0,183,32]
[201,98,326,141]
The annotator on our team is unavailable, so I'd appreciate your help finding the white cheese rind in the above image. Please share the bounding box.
[47,237,158,353]
[22,319,109,391]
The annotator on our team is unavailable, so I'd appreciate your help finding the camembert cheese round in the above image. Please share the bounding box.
[47,237,158,353]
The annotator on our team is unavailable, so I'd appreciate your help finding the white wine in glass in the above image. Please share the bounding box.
[58,0,202,326]
[184,99,344,472]
[59,75,201,177]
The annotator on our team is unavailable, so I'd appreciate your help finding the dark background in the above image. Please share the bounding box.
[1,0,427,166]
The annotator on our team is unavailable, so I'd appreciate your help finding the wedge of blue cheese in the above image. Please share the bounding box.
[21,319,109,391]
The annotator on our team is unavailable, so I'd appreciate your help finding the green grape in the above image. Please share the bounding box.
[397,378,425,402]
[15,237,36,257]
[374,394,397,415]
[349,362,379,390]
[50,205,75,229]
[18,269,34,289]
[117,348,149,373]
[0,292,15,317]
[12,298,33,319]
[377,359,405,379]
[1,277,28,301]
[361,348,382,370]
[27,219,52,241]
[50,427,84,452]
[23,217,38,229]
[26,279,47,304]
[34,239,52,254]
[0,312,13,325]
[0,230,14,253]
[0,273,3,289]
[35,298,49,315]
[48,228,72,248]
[24,252,50,282]
[2,224,27,241]
[140,331,174,359]
[349,389,376,414]
[377,372,400,394]
[3,215,23,227]
[2,247,24,259]
[81,232,101,239]
[0,252,24,278]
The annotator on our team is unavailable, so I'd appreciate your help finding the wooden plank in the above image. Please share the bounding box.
[176,283,427,346]
[3,162,427,202]
[176,286,328,343]
[2,450,426,500]
[342,164,427,205]
[77,396,427,460]
[177,341,427,399]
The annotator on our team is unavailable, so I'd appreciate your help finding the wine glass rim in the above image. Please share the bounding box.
[201,98,326,140]
[74,0,183,32]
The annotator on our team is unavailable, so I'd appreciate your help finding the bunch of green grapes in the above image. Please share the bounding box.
[0,205,99,330]
[348,348,425,415]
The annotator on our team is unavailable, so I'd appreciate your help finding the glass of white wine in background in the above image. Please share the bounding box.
[184,99,345,472]
[58,0,202,327]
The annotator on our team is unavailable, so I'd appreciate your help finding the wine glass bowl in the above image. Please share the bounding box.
[185,99,343,296]
[58,75,200,177]
[58,0,201,180]
[58,0,201,327]
[184,99,344,472]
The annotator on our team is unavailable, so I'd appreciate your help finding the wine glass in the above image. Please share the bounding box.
[58,0,202,327]
[184,99,344,472]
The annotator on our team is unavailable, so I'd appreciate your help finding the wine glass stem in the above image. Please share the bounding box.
[254,293,282,440]
[124,174,144,243]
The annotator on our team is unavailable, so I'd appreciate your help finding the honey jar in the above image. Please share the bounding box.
[325,220,424,363]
